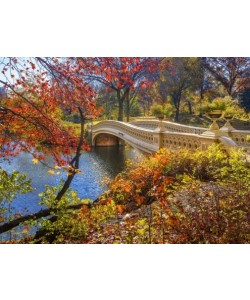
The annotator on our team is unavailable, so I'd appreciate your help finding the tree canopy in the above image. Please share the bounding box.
[0,57,99,165]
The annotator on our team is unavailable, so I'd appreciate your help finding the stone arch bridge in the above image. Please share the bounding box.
[90,120,250,154]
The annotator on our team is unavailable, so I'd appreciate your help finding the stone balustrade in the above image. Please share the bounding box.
[230,130,250,148]
[130,120,207,134]
[91,120,232,153]
[91,120,250,153]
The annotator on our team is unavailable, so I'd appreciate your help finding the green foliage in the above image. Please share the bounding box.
[129,99,142,117]
[199,96,247,123]
[150,103,165,117]
[150,103,173,118]
[0,169,33,223]
[35,184,90,243]
[201,96,232,113]
[165,145,250,189]
[33,183,119,243]
[63,112,81,123]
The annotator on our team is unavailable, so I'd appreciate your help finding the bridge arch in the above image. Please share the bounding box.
[92,127,156,154]
[93,133,121,147]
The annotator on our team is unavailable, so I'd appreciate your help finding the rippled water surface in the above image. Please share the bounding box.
[1,146,141,214]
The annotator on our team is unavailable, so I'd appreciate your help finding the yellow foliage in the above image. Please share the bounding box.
[71,191,77,198]
[48,169,55,175]
[32,158,39,165]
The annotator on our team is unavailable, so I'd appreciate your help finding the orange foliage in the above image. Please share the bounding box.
[105,149,174,208]
[0,57,100,164]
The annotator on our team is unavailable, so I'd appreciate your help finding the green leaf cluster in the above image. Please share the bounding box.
[0,169,32,222]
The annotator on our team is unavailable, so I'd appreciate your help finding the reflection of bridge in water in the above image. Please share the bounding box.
[91,120,250,154]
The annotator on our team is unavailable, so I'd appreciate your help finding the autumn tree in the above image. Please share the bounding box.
[0,57,98,161]
[75,57,160,121]
[137,87,154,116]
[0,57,100,239]
[202,57,250,97]
[95,87,117,119]
[188,57,215,116]
[157,57,201,122]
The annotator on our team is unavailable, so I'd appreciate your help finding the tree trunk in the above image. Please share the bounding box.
[199,88,204,117]
[175,108,180,122]
[55,107,84,202]
[174,95,181,122]
[173,89,183,122]
[105,98,109,119]
[117,90,124,121]
[187,101,193,115]
[126,100,130,122]
[227,83,234,97]
[125,90,130,122]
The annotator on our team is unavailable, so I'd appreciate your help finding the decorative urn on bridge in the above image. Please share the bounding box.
[221,110,235,132]
[206,110,224,131]
[201,109,224,139]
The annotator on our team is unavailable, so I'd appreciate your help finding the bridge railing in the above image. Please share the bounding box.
[130,120,207,135]
[162,131,217,150]
[92,120,218,153]
[131,120,250,149]
[92,121,156,149]
[230,130,250,148]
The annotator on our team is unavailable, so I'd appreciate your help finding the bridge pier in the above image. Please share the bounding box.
[153,128,164,149]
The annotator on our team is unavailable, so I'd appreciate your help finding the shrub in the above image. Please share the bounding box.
[97,145,250,243]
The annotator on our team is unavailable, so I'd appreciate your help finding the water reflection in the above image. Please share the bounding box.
[0,146,142,215]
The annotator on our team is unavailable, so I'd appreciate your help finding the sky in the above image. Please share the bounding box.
[0,57,39,85]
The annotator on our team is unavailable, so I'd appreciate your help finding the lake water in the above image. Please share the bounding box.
[1,146,142,215]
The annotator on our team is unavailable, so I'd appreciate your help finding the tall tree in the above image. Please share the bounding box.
[137,86,154,116]
[75,57,160,121]
[202,57,250,97]
[95,87,117,119]
[237,70,250,112]
[0,57,101,239]
[158,57,200,122]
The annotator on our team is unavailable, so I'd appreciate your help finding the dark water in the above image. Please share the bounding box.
[1,146,142,215]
